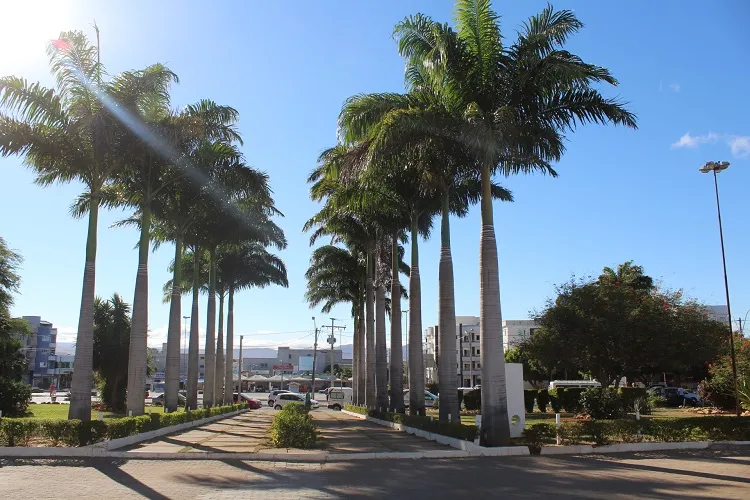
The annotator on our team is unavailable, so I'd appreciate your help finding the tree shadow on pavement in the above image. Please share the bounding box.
[90,461,170,500]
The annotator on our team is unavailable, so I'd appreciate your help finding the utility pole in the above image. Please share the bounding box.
[322,318,346,389]
[238,335,244,393]
[311,317,319,394]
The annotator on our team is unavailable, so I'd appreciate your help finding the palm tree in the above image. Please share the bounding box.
[390,1,636,444]
[0,31,177,420]
[116,97,246,415]
[92,294,131,413]
[220,242,288,404]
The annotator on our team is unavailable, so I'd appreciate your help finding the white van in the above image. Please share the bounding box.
[403,390,438,408]
[327,387,353,410]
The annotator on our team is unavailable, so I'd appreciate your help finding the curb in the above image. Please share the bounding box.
[341,409,530,457]
[540,440,749,455]
[0,408,250,458]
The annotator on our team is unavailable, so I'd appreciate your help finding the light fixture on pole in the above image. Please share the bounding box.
[699,160,740,417]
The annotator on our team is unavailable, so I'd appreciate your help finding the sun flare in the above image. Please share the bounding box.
[0,0,74,72]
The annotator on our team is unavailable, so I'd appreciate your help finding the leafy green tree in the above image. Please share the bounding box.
[93,294,131,412]
[525,262,726,391]
[701,336,749,410]
[0,237,31,416]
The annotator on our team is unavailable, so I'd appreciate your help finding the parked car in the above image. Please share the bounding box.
[273,392,319,410]
[402,389,438,408]
[327,387,352,410]
[648,386,700,407]
[267,389,293,406]
[245,397,263,409]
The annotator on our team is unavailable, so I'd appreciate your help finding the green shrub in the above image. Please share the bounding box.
[0,419,38,446]
[463,389,481,411]
[524,390,538,413]
[581,388,624,419]
[38,419,70,446]
[536,390,550,413]
[561,388,585,413]
[76,420,108,446]
[521,423,556,454]
[618,388,648,411]
[0,379,32,417]
[270,405,317,449]
[548,389,564,413]
[345,405,478,441]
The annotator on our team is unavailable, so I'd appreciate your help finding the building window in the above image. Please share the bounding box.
[463,363,470,370]
[474,348,480,355]
[39,362,47,368]
[40,335,50,342]
[463,336,469,342]
[462,349,468,356]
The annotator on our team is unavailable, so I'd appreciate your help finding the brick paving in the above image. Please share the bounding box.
[1,447,748,499]
[126,407,449,455]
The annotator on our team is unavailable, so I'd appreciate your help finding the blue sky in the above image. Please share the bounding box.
[2,1,749,350]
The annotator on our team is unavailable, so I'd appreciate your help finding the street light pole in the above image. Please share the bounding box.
[700,160,740,417]
[311,317,319,394]
[238,335,243,393]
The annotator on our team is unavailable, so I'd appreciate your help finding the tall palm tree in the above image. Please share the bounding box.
[116,97,247,415]
[0,31,176,420]
[390,1,637,444]
[220,242,289,404]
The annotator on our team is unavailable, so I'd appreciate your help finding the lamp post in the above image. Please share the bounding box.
[238,335,243,393]
[699,160,740,417]
[311,317,319,395]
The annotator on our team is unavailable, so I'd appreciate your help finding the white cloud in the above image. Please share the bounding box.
[55,326,78,343]
[728,136,750,158]
[671,132,718,149]
[669,83,681,92]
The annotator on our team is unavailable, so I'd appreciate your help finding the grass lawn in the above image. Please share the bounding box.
[23,404,179,420]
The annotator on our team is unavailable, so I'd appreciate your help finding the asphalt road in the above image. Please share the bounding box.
[1,447,748,499]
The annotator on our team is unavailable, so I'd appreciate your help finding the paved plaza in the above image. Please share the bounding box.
[2,447,748,499]
[126,407,450,456]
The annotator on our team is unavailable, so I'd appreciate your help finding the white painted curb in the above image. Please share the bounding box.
[0,408,250,458]
[341,409,530,457]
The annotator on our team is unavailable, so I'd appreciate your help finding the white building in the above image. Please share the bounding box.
[425,315,540,388]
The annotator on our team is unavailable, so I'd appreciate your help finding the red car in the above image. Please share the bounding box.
[237,394,262,409]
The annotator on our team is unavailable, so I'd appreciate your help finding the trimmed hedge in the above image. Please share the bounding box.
[548,389,564,413]
[523,416,750,449]
[270,403,317,449]
[618,387,648,411]
[0,403,248,447]
[346,404,478,442]
[524,390,538,413]
[536,390,550,413]
[463,389,481,411]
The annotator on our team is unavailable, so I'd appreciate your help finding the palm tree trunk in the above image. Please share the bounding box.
[409,213,425,416]
[214,292,225,406]
[126,202,151,416]
[375,253,388,411]
[438,191,459,423]
[479,163,510,446]
[389,234,404,412]
[357,288,366,406]
[187,246,200,410]
[224,286,234,405]
[68,195,99,421]
[365,241,376,408]
[165,234,182,413]
[352,314,359,404]
[203,246,217,408]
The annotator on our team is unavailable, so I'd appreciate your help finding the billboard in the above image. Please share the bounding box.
[298,355,314,372]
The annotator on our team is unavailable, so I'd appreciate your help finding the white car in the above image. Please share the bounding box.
[267,390,293,406]
[403,390,438,408]
[273,393,319,410]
